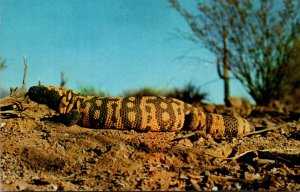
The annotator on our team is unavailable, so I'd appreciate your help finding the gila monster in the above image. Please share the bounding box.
[27,85,255,137]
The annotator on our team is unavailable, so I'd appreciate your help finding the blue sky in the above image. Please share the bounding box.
[0,0,251,103]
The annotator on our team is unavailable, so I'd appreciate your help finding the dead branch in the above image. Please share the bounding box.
[225,148,300,165]
[171,131,204,142]
[22,55,28,88]
[9,56,28,98]
[203,147,299,164]
[244,122,297,137]
[0,56,33,117]
[60,71,68,87]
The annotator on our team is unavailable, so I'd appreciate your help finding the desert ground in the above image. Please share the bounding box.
[1,97,299,191]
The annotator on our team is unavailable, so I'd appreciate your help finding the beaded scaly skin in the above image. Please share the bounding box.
[27,85,254,137]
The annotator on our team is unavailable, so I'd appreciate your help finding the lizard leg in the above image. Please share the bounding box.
[60,109,81,126]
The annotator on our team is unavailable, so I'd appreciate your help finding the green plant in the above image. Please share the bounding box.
[123,86,166,97]
[170,0,300,105]
[166,82,207,104]
[78,84,106,97]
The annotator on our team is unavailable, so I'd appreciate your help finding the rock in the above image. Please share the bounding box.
[190,179,201,191]
[244,172,262,181]
[204,104,215,113]
[0,122,6,128]
[17,185,26,191]
[228,97,243,108]
[179,173,189,180]
[269,100,284,113]
[50,184,58,191]
[235,183,242,190]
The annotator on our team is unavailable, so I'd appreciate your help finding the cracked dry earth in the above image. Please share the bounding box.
[1,103,300,191]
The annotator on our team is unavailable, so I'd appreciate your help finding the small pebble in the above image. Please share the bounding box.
[271,167,277,174]
[51,184,58,191]
[17,185,26,191]
[190,179,201,191]
[0,122,6,128]
[179,173,189,180]
[235,182,242,190]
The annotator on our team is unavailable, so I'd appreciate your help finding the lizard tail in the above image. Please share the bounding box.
[184,108,254,137]
[201,113,255,137]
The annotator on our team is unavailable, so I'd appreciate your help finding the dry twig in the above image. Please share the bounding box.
[0,56,33,117]
[244,122,297,137]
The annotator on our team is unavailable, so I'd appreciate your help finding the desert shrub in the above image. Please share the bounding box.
[166,82,207,104]
[171,0,300,105]
[123,86,166,97]
[123,83,207,104]
[78,85,106,97]
[281,40,300,105]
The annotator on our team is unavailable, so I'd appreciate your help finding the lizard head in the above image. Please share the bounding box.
[27,85,80,114]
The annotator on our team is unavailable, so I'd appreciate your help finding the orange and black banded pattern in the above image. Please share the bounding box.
[27,85,254,137]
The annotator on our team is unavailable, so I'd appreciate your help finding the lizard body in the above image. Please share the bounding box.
[27,85,254,137]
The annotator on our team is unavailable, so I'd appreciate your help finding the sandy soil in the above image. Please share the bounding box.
[1,102,300,191]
